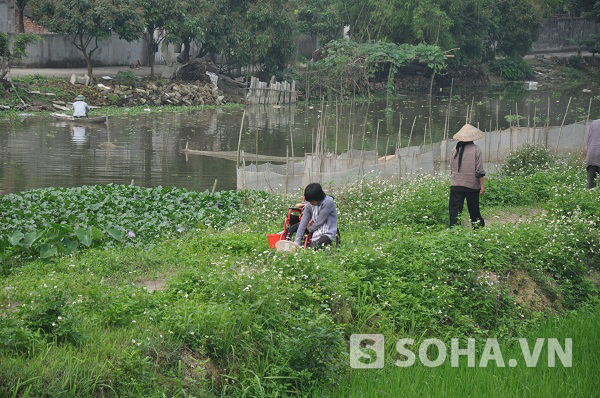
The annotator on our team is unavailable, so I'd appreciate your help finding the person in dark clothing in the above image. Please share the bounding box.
[586,119,600,189]
[449,124,486,228]
[285,199,306,240]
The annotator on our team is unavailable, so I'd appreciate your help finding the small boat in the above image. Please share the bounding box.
[51,113,107,124]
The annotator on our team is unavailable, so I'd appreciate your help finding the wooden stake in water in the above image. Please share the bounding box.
[384,137,390,162]
[444,78,454,140]
[533,105,537,143]
[469,96,475,124]
[555,96,572,154]
[286,146,289,194]
[236,110,246,168]
[397,113,403,150]
[408,116,417,148]
[584,97,593,147]
[375,120,380,162]
[289,124,295,159]
[465,105,470,124]
[496,100,499,133]
[255,125,259,167]
[429,116,433,146]
[335,99,339,155]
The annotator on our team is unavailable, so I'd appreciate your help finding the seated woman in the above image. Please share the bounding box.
[294,183,338,249]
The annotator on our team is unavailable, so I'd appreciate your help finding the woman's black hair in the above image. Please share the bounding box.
[304,183,326,202]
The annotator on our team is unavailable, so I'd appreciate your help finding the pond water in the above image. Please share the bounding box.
[1,84,598,194]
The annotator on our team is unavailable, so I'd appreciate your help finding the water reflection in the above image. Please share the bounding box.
[71,126,88,146]
[0,85,598,194]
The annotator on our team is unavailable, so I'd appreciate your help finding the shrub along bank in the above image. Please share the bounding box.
[0,155,599,397]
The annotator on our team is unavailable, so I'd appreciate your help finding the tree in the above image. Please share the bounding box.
[0,33,40,81]
[134,0,178,79]
[489,0,543,57]
[166,0,297,76]
[165,0,212,63]
[294,0,344,43]
[16,0,28,33]
[30,0,143,77]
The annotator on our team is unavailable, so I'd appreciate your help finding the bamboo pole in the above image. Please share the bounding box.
[255,123,259,167]
[533,105,537,143]
[469,97,475,124]
[584,97,593,147]
[496,100,499,133]
[236,110,246,168]
[408,116,417,148]
[444,78,454,140]
[397,113,403,151]
[429,116,433,146]
[384,137,390,162]
[555,96,572,154]
[375,120,380,162]
[335,99,339,155]
[465,105,470,125]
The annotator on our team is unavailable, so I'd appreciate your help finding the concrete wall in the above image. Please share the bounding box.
[0,0,16,33]
[11,33,148,68]
[532,17,599,53]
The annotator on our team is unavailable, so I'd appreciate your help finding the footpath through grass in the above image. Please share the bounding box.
[0,149,599,397]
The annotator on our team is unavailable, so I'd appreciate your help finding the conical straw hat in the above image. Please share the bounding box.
[453,124,484,142]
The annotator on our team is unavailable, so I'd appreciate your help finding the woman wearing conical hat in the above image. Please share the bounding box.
[449,124,486,228]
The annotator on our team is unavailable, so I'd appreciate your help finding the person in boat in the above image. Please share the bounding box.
[294,183,338,249]
[449,124,486,228]
[72,95,90,118]
[586,119,600,189]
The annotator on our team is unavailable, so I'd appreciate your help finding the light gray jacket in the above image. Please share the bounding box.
[294,195,337,245]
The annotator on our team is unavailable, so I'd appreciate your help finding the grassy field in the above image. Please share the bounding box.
[322,304,600,397]
[0,149,599,397]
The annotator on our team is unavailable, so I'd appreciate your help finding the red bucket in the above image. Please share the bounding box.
[267,233,283,248]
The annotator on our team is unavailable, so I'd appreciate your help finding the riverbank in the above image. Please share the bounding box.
[1,151,598,396]
[2,56,598,118]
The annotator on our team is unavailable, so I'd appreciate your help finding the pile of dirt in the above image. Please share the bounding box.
[476,269,564,313]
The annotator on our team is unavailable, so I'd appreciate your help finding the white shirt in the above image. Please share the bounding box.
[72,101,89,117]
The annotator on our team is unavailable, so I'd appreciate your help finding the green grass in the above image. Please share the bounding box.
[0,153,599,396]
[322,304,600,397]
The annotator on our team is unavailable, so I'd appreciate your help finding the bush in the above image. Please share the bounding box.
[500,144,555,176]
[567,55,583,69]
[114,70,139,87]
[490,57,534,80]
